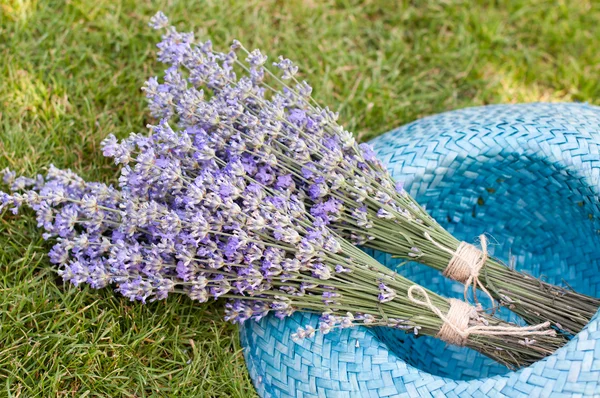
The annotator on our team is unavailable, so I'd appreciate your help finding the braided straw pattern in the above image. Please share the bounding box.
[240,103,600,397]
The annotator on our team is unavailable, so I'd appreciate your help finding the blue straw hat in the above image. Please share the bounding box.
[240,103,600,397]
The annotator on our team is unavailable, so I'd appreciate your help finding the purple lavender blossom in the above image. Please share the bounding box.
[273,56,298,80]
[148,11,169,30]
[395,181,405,194]
[378,283,397,303]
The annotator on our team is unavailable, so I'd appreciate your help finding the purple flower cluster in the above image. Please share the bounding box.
[131,12,436,262]
[2,160,352,317]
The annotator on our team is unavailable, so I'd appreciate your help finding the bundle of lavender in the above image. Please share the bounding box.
[123,13,598,335]
[1,163,561,368]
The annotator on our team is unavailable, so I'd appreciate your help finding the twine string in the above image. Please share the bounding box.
[424,232,495,306]
[407,285,556,346]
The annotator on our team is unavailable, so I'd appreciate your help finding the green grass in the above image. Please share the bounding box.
[1,0,600,396]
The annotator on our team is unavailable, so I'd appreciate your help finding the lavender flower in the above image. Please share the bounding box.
[149,11,169,30]
[378,283,397,303]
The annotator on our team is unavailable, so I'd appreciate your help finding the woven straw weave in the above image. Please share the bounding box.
[240,103,600,397]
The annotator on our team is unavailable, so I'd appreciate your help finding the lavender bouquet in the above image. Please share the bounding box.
[121,13,599,336]
[1,136,561,369]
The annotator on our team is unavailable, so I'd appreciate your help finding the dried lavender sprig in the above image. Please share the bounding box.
[138,13,599,336]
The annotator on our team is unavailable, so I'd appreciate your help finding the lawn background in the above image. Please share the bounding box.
[1,0,600,396]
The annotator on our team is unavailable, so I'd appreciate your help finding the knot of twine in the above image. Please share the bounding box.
[407,285,555,346]
[424,232,495,306]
